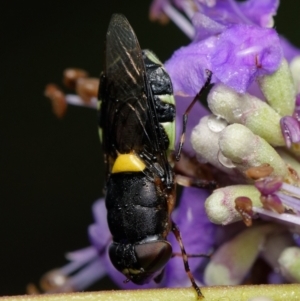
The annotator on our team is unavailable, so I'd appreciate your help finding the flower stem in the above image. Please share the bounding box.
[1,285,300,301]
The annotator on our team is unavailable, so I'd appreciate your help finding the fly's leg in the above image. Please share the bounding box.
[175,70,212,161]
[173,151,217,190]
[171,221,204,299]
[175,174,217,190]
[172,252,211,259]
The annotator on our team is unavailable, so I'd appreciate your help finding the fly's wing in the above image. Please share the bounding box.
[100,14,149,158]
[100,14,173,186]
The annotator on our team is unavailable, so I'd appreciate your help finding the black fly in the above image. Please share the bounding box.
[98,14,209,298]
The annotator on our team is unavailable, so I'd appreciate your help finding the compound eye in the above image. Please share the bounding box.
[135,241,172,273]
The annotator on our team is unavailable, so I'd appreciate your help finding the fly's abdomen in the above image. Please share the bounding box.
[106,172,169,243]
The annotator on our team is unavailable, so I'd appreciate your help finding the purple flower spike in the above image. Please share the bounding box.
[280,116,300,148]
[211,24,283,93]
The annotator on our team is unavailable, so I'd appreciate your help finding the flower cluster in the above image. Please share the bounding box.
[37,0,300,294]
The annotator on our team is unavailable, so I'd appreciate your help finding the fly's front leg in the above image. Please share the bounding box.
[176,174,217,190]
[175,70,212,161]
[171,221,204,299]
[172,252,211,259]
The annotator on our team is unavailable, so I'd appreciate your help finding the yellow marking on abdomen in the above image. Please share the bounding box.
[112,153,146,173]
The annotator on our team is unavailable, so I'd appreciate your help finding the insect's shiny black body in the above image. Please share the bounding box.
[99,14,177,284]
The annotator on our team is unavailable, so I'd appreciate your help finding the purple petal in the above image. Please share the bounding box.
[253,207,300,234]
[254,177,283,196]
[166,24,282,95]
[260,194,285,214]
[276,192,300,215]
[88,199,111,250]
[211,24,283,93]
[66,246,99,263]
[192,12,226,40]
[197,0,278,28]
[293,94,300,123]
[280,36,300,63]
[296,94,300,107]
[238,0,279,28]
[165,37,216,96]
[280,116,300,148]
[68,257,107,291]
[197,0,216,7]
[277,182,300,215]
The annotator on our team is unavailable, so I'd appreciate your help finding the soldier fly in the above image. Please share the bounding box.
[98,14,210,298]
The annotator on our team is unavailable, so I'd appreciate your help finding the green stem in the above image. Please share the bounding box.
[1,285,300,301]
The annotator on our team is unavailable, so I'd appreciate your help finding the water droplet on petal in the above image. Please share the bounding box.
[232,108,242,118]
[207,115,228,132]
[218,151,236,168]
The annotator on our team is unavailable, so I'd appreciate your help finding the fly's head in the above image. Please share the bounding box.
[109,239,172,284]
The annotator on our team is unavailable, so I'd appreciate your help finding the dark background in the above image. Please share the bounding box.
[1,1,300,296]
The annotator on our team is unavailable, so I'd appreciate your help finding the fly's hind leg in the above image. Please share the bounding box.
[174,152,217,190]
[171,221,204,299]
[175,174,217,190]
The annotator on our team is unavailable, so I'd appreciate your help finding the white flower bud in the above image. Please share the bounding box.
[258,59,296,116]
[204,224,279,285]
[191,115,236,175]
[278,246,300,282]
[219,124,288,179]
[205,185,261,225]
[208,83,284,146]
